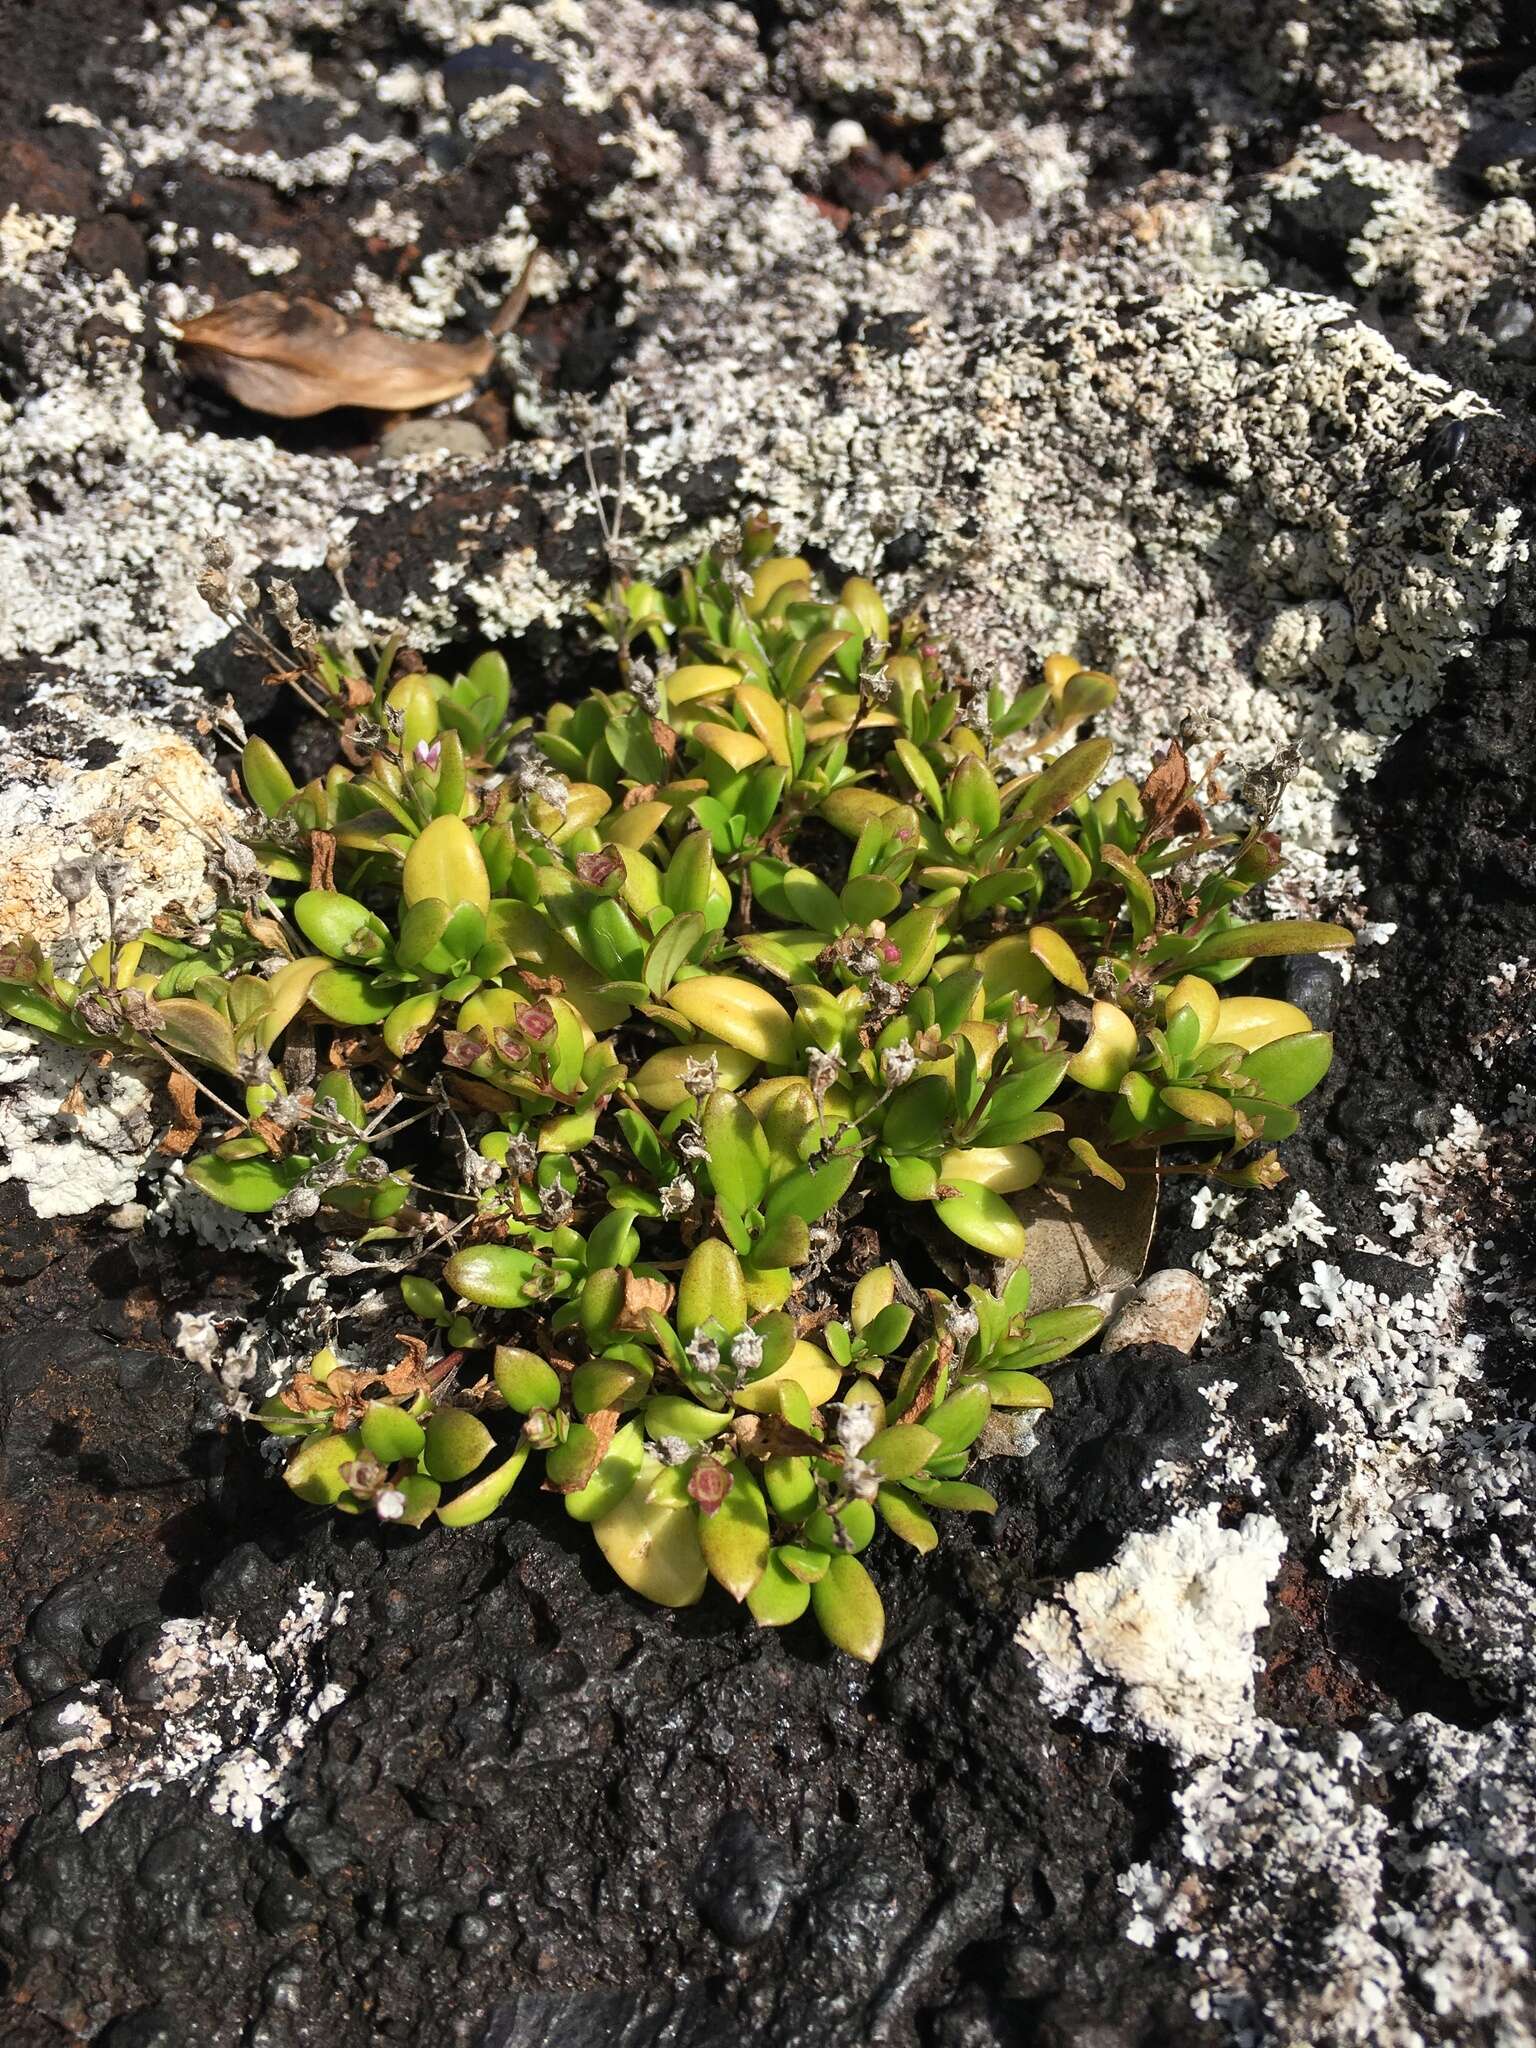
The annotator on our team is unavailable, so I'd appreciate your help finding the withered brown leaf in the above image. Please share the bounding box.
[614,1270,673,1332]
[176,295,495,419]
[1138,741,1206,841]
[176,253,537,419]
[731,1412,825,1462]
[308,831,337,892]
[159,1067,203,1158]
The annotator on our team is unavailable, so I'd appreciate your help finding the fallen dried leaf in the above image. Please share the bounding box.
[615,1269,673,1332]
[160,1068,203,1158]
[308,831,337,892]
[1003,1163,1158,1313]
[176,254,538,419]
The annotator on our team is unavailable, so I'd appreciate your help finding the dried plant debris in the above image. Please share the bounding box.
[175,257,538,419]
[0,525,1353,1659]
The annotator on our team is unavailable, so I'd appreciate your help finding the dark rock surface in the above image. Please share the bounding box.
[1,0,1534,2044]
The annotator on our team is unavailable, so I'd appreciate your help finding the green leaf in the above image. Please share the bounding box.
[295,890,389,962]
[750,1211,810,1269]
[670,974,796,1065]
[564,1419,646,1522]
[948,753,1001,836]
[1237,1031,1333,1106]
[887,1152,938,1201]
[974,1056,1069,1140]
[702,1089,771,1213]
[923,1381,992,1457]
[764,1454,818,1524]
[840,873,903,927]
[904,1478,997,1513]
[392,1474,442,1527]
[661,829,717,916]
[882,1075,953,1154]
[677,1238,749,1338]
[644,1395,732,1443]
[186,1152,310,1214]
[241,737,298,817]
[699,1464,770,1601]
[866,1422,941,1481]
[983,1370,1053,1409]
[402,814,491,914]
[285,1430,360,1506]
[308,968,395,1026]
[593,1467,708,1606]
[1014,737,1114,825]
[894,737,945,816]
[747,1551,813,1627]
[1185,920,1356,965]
[1009,1305,1105,1368]
[444,1244,543,1308]
[762,1149,858,1227]
[883,904,946,985]
[361,1402,426,1462]
[935,1180,1029,1259]
[804,1497,876,1554]
[643,912,705,996]
[493,1345,562,1413]
[461,649,511,731]
[876,1485,938,1553]
[423,1409,495,1483]
[154,997,240,1074]
[859,1302,915,1356]
[436,1445,528,1526]
[811,1552,885,1662]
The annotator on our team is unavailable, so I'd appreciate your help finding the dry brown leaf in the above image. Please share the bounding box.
[382,1335,433,1398]
[732,1412,825,1462]
[176,254,537,419]
[178,295,494,419]
[1002,1165,1158,1313]
[1138,741,1206,841]
[308,831,337,892]
[160,1068,203,1158]
[614,1270,673,1332]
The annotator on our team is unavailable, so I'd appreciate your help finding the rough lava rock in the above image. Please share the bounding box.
[1,1,1534,2044]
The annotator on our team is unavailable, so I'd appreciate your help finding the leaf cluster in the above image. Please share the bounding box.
[0,522,1352,1656]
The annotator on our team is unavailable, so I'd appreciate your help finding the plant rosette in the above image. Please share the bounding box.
[0,523,1351,1658]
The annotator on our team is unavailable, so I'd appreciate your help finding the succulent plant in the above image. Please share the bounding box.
[0,522,1352,1658]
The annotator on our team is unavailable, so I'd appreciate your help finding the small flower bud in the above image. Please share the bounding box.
[836,1401,878,1456]
[685,1332,721,1377]
[688,1459,733,1516]
[272,1186,322,1225]
[806,1048,842,1101]
[729,1326,764,1381]
[53,857,96,907]
[340,1450,385,1497]
[945,1298,980,1350]
[880,1041,917,1089]
[375,1488,407,1522]
[413,739,442,771]
[523,1408,559,1449]
[682,1053,719,1102]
